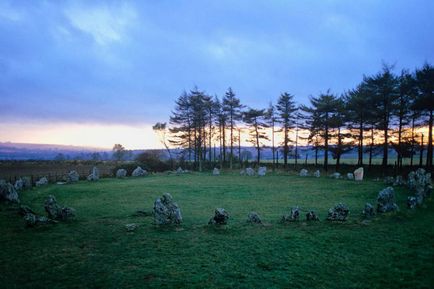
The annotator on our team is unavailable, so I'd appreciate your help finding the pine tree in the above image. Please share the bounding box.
[275,92,297,169]
[223,88,243,169]
[243,108,269,164]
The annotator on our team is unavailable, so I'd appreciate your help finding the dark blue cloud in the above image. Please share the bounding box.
[0,0,433,124]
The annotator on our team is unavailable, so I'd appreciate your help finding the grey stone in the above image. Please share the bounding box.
[212,168,220,176]
[208,208,229,225]
[116,169,127,178]
[153,193,182,225]
[407,196,417,209]
[306,210,320,221]
[393,175,405,186]
[240,169,246,176]
[299,169,309,177]
[67,170,80,183]
[281,206,300,222]
[125,223,138,232]
[362,203,375,218]
[257,166,267,177]
[354,167,364,181]
[376,187,399,213]
[247,211,262,224]
[36,177,48,186]
[176,167,184,174]
[326,203,349,221]
[44,195,75,221]
[346,173,354,180]
[384,176,395,185]
[87,167,100,181]
[24,213,53,227]
[313,170,320,178]
[132,166,147,177]
[330,172,341,179]
[14,179,24,191]
[246,167,255,176]
[0,180,20,203]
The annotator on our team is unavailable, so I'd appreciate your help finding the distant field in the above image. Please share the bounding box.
[1,172,433,289]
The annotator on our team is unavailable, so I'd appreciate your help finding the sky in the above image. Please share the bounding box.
[0,0,433,149]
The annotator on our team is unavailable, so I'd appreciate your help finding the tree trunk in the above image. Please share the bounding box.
[358,118,364,166]
[255,121,260,164]
[324,122,329,171]
[271,122,275,172]
[420,134,424,167]
[283,125,288,169]
[238,129,241,168]
[427,110,433,168]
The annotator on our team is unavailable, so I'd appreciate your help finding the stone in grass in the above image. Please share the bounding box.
[313,170,320,178]
[67,170,80,183]
[354,167,364,181]
[212,168,220,176]
[132,166,147,177]
[44,195,75,221]
[125,223,138,232]
[281,207,300,222]
[362,203,375,218]
[326,203,349,221]
[208,208,229,225]
[376,187,399,213]
[393,175,405,186]
[240,169,246,176]
[299,169,309,177]
[384,176,395,185]
[407,196,417,209]
[247,211,262,224]
[14,179,24,191]
[245,167,255,176]
[116,169,127,178]
[24,213,54,227]
[153,193,182,225]
[0,180,20,203]
[36,177,48,186]
[176,167,184,174]
[347,173,354,180]
[18,205,35,216]
[87,167,99,181]
[257,166,267,177]
[330,172,341,179]
[305,210,320,221]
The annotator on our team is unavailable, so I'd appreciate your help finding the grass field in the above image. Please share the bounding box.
[1,172,433,289]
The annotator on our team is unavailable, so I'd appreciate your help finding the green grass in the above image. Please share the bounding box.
[1,172,433,289]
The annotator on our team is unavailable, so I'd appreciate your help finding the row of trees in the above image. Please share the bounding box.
[165,63,433,171]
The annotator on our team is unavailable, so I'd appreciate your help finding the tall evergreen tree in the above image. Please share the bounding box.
[275,92,297,169]
[266,102,278,171]
[243,108,269,164]
[223,88,243,169]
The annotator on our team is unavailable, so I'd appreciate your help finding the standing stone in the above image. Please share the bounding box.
[176,167,184,174]
[347,173,354,180]
[36,177,48,186]
[212,168,220,176]
[376,187,399,213]
[330,172,341,179]
[407,196,417,209]
[153,193,182,225]
[306,210,320,221]
[407,171,416,190]
[208,208,229,225]
[87,167,99,181]
[362,203,375,218]
[393,175,404,186]
[313,170,320,178]
[67,170,80,183]
[44,195,75,221]
[116,169,127,178]
[281,206,300,222]
[0,180,20,203]
[14,179,24,191]
[326,203,349,221]
[257,166,267,177]
[247,212,262,224]
[21,177,32,189]
[354,167,364,181]
[246,167,255,176]
[299,169,309,177]
[384,176,395,185]
[132,166,147,177]
[240,169,246,176]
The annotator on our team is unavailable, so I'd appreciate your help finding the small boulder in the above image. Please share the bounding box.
[67,170,80,183]
[407,196,417,209]
[313,170,320,178]
[326,203,349,221]
[354,167,364,181]
[330,172,341,179]
[132,166,147,177]
[346,173,354,180]
[24,213,53,227]
[125,223,138,232]
[208,208,229,225]
[87,167,100,181]
[376,187,399,213]
[306,210,320,221]
[281,206,300,222]
[0,180,20,203]
[212,168,220,176]
[240,169,246,176]
[14,179,24,191]
[384,176,395,185]
[362,203,375,218]
[153,193,182,225]
[36,177,48,187]
[116,169,127,178]
[245,167,255,176]
[257,166,267,177]
[247,211,262,224]
[176,167,184,174]
[393,175,405,186]
[299,169,309,177]
[44,195,75,221]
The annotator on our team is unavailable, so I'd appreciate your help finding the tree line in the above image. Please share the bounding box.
[163,62,433,171]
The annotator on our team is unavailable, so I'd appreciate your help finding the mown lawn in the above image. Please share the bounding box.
[1,172,433,289]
